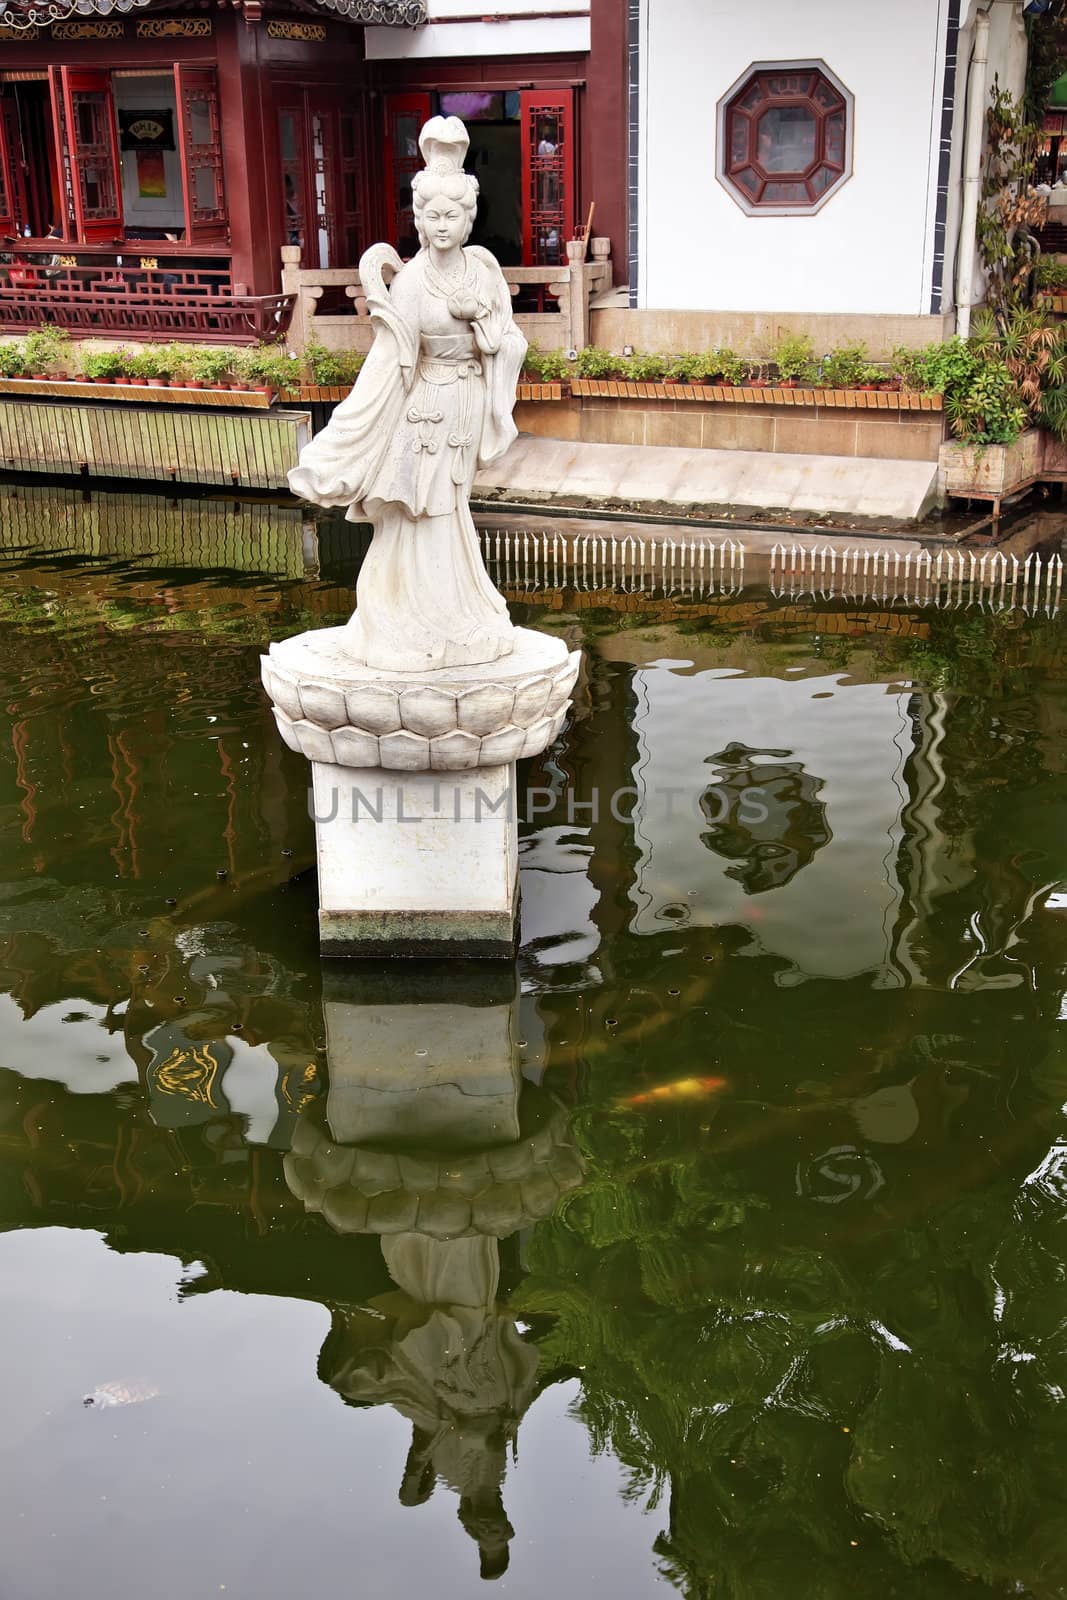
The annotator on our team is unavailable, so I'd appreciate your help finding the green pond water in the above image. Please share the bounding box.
[2,486,1067,1599]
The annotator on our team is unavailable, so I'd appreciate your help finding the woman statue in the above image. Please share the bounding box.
[288,116,525,673]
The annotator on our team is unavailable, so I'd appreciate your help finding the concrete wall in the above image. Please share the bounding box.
[514,394,947,462]
[589,307,956,359]
[365,0,590,59]
[635,0,1027,319]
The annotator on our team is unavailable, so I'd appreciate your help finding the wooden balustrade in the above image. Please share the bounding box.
[0,245,294,344]
[280,243,613,357]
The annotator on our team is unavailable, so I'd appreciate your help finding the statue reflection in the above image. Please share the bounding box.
[700,742,831,893]
[284,967,583,1580]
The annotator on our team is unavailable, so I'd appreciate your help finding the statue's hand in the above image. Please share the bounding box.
[447,292,486,322]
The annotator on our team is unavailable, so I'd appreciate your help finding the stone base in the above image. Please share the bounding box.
[312,760,519,959]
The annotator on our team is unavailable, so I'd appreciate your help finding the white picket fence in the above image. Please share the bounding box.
[476,529,1064,613]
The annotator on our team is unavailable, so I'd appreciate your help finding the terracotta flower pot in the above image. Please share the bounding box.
[184,379,203,390]
[147,376,166,388]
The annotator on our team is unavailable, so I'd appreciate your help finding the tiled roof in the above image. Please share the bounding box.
[0,0,425,27]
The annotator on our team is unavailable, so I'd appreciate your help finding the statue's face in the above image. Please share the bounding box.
[423,197,467,252]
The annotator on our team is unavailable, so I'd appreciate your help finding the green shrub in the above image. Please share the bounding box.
[894,336,978,395]
[23,323,72,375]
[0,340,28,378]
[305,338,364,387]
[626,350,669,381]
[665,352,714,383]
[574,345,628,379]
[819,343,869,388]
[712,348,749,386]
[81,348,128,380]
[771,332,817,383]
[944,358,1028,445]
[125,346,168,381]
[188,346,233,386]
[523,345,570,382]
[1037,256,1067,292]
[240,343,298,390]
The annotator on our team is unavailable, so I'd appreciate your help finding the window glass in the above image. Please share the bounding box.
[757,106,816,174]
[188,97,212,147]
[439,91,504,123]
[194,166,217,211]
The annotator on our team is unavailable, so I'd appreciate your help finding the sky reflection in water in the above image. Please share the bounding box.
[1,486,1066,1598]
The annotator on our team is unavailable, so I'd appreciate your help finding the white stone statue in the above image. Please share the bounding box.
[265,114,580,956]
[288,115,525,673]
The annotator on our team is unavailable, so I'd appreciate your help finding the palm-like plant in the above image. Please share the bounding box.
[972,306,1067,438]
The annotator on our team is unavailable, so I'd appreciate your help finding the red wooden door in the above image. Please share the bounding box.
[47,65,77,240]
[520,89,575,266]
[0,94,21,237]
[174,66,228,245]
[55,67,123,242]
[383,91,431,258]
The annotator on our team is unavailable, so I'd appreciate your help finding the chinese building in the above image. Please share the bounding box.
[0,0,626,342]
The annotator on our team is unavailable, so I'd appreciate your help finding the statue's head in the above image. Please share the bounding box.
[413,115,478,249]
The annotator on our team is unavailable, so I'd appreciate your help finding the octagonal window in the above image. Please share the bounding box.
[717,61,854,215]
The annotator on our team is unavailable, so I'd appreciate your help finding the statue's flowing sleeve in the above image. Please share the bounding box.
[468,249,527,467]
[287,248,419,511]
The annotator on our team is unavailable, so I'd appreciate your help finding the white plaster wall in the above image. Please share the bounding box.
[637,0,952,315]
[365,1,589,59]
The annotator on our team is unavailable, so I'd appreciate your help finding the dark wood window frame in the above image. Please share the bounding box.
[717,59,854,217]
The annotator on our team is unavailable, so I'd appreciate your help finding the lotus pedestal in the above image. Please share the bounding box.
[261,626,580,959]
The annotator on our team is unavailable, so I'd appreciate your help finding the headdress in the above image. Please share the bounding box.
[417,116,469,177]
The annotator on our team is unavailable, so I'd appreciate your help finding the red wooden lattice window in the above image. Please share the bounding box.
[337,111,365,267]
[520,90,574,266]
[720,64,852,215]
[175,66,228,243]
[278,107,307,259]
[310,109,335,267]
[384,92,431,259]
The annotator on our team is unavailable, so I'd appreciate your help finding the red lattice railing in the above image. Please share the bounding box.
[0,247,293,343]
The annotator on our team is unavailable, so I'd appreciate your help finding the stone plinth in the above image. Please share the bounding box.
[261,625,580,958]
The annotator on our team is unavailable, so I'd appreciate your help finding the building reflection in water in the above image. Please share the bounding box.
[284,966,584,1581]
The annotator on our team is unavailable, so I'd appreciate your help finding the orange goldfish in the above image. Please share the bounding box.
[622,1075,728,1108]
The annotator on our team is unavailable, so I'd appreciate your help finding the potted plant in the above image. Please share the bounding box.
[125,347,165,387]
[303,337,364,393]
[771,332,817,387]
[23,323,71,380]
[239,343,294,397]
[0,339,29,379]
[82,348,127,385]
[714,349,750,389]
[521,344,569,387]
[819,342,870,390]
[161,343,194,388]
[572,345,632,395]
[627,350,669,393]
[188,346,232,390]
